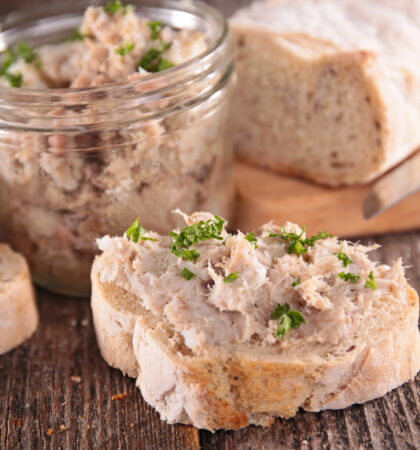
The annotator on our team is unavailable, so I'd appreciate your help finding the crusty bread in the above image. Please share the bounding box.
[91,212,420,430]
[0,244,38,355]
[230,0,420,186]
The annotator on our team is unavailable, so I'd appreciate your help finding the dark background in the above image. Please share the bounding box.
[0,1,419,449]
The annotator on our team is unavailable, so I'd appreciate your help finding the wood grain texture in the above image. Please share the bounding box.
[233,162,420,237]
[0,0,419,449]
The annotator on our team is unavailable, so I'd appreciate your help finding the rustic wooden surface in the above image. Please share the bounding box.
[1,1,420,449]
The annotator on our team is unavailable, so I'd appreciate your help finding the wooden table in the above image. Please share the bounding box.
[1,1,419,448]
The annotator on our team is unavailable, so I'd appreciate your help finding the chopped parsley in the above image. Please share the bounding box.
[0,49,15,76]
[181,267,196,280]
[245,232,258,248]
[269,226,334,255]
[148,21,163,40]
[336,249,353,268]
[291,278,301,287]
[70,28,85,41]
[169,216,224,261]
[224,272,239,283]
[338,272,360,284]
[5,72,23,88]
[156,58,174,71]
[126,218,158,243]
[115,42,135,56]
[272,303,306,339]
[365,271,378,290]
[138,41,173,72]
[103,0,132,14]
[17,40,37,63]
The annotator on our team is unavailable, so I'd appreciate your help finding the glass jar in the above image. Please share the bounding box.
[0,0,235,296]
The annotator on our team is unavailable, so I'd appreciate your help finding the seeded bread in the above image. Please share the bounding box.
[91,212,420,430]
[230,0,420,186]
[0,244,38,355]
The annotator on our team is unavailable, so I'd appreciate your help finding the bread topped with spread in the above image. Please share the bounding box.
[91,211,420,430]
[0,244,38,355]
[230,0,420,186]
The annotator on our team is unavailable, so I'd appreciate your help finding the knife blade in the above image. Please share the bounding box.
[363,150,420,220]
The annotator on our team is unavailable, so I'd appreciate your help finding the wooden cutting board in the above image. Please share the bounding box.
[233,161,420,237]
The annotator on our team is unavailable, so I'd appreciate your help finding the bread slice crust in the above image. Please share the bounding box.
[0,243,38,355]
[91,269,420,431]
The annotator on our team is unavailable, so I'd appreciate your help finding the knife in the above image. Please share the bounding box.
[363,150,420,220]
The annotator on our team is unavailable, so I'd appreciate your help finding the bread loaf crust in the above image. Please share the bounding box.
[230,0,420,186]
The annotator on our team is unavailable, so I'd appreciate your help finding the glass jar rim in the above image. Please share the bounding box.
[0,0,231,104]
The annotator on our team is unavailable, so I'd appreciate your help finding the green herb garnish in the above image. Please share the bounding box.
[148,21,163,40]
[181,267,196,280]
[0,49,15,75]
[336,249,353,268]
[291,278,301,287]
[365,271,378,290]
[104,0,132,15]
[17,40,37,63]
[272,303,306,339]
[126,218,158,243]
[138,41,173,72]
[245,232,258,248]
[156,58,174,71]
[115,42,135,56]
[269,226,333,255]
[224,272,239,283]
[5,72,23,88]
[71,28,85,41]
[338,272,360,284]
[169,216,224,261]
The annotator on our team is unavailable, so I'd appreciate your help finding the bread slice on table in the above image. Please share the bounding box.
[230,0,420,186]
[91,211,420,430]
[0,244,38,355]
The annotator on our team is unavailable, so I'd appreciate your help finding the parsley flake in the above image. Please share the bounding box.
[0,49,15,76]
[365,271,378,290]
[224,272,239,283]
[269,226,333,255]
[70,28,85,41]
[115,42,135,56]
[181,267,196,280]
[291,278,301,287]
[148,21,163,40]
[272,303,306,339]
[17,40,37,63]
[138,41,173,72]
[104,0,132,15]
[5,72,23,88]
[245,232,258,248]
[169,216,224,261]
[338,272,360,284]
[336,249,353,268]
[126,218,158,243]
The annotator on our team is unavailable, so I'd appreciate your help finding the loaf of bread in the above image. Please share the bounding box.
[0,244,38,355]
[91,211,420,430]
[230,0,420,186]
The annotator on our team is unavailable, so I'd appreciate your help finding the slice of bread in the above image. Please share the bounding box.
[230,0,420,186]
[0,244,38,355]
[91,212,420,430]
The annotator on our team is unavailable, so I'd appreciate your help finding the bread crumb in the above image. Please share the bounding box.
[87,424,91,430]
[46,428,53,436]
[70,375,82,383]
[130,423,134,427]
[60,424,67,431]
[111,392,128,401]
